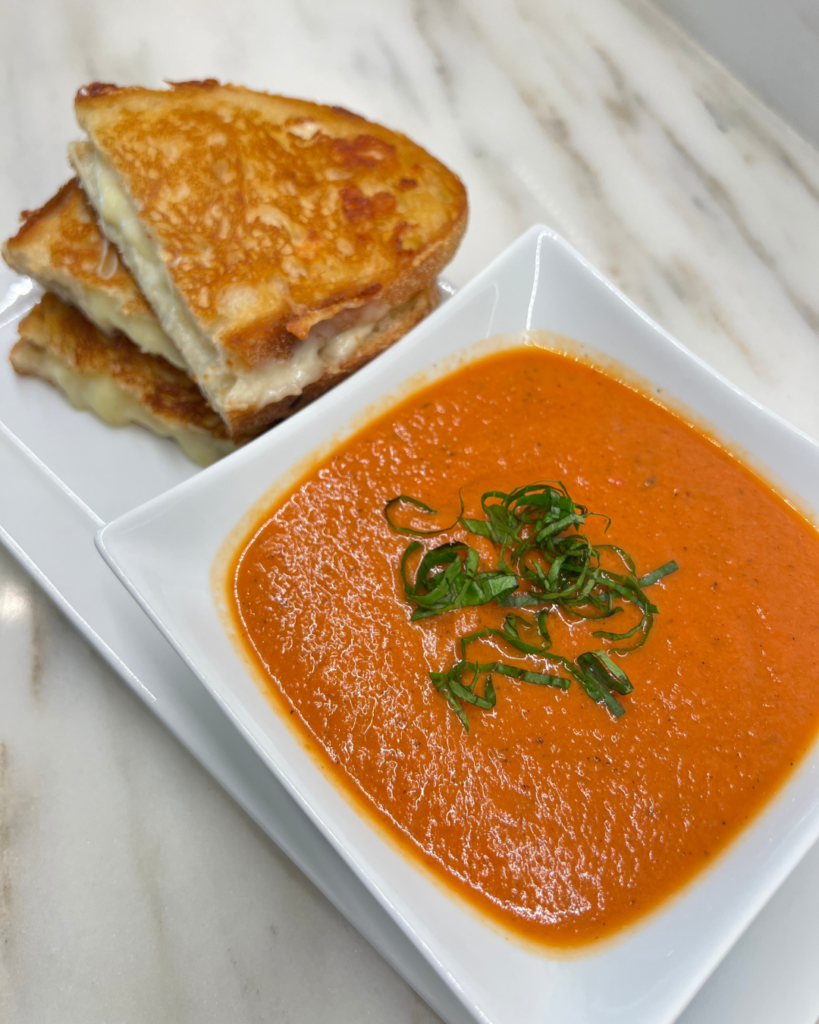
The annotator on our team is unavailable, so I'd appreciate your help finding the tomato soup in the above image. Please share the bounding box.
[227,344,819,947]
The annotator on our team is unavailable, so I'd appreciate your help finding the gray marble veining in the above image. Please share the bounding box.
[0,549,442,1024]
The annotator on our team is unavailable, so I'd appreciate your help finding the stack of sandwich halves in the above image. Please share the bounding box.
[2,81,468,464]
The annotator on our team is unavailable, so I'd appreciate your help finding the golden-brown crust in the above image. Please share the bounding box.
[163,78,220,90]
[75,81,467,369]
[2,179,152,317]
[14,293,229,438]
[76,82,121,99]
[225,283,439,440]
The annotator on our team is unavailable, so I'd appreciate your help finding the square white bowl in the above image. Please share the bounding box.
[96,226,819,1024]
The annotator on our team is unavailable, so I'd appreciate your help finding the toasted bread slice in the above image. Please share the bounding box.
[11,293,234,465]
[2,180,187,370]
[225,282,440,438]
[70,80,466,436]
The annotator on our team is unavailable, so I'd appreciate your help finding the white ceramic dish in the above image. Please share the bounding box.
[0,273,472,1024]
[96,225,819,1024]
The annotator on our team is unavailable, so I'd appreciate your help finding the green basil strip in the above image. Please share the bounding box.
[536,610,552,649]
[591,619,647,643]
[459,572,519,607]
[638,560,679,587]
[572,659,625,718]
[498,592,542,608]
[450,677,496,709]
[458,629,496,660]
[501,614,548,654]
[430,671,471,731]
[384,493,464,536]
[491,662,522,678]
[520,670,570,689]
[598,544,636,574]
[393,480,676,727]
[400,541,422,593]
[414,542,470,591]
[590,650,634,694]
[460,517,495,540]
[578,651,634,696]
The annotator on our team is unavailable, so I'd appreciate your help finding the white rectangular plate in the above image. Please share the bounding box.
[0,269,473,1024]
[96,226,819,1024]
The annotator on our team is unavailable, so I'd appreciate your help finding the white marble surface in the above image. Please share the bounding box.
[2,0,819,1021]
[653,0,819,148]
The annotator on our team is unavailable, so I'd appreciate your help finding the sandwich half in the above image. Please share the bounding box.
[11,293,234,465]
[70,80,467,438]
[2,179,186,369]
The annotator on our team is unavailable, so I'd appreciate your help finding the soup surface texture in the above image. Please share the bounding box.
[228,344,819,947]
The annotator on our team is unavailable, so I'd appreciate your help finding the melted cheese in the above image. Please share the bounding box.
[45,273,188,369]
[69,143,396,417]
[80,287,187,369]
[70,143,211,373]
[221,320,378,410]
[17,340,234,466]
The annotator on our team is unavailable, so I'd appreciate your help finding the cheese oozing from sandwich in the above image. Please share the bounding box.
[63,260,185,368]
[70,82,468,439]
[70,143,413,423]
[1,179,188,370]
[11,293,235,465]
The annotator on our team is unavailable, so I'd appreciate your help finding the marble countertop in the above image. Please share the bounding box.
[3,0,819,1021]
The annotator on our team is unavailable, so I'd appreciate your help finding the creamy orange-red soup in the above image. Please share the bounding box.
[228,345,819,948]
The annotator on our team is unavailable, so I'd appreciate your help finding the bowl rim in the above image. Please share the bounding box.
[95,224,819,1024]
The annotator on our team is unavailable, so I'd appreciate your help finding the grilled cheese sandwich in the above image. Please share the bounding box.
[2,179,186,369]
[71,80,467,437]
[12,294,234,464]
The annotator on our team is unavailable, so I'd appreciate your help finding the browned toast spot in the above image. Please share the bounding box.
[74,83,468,369]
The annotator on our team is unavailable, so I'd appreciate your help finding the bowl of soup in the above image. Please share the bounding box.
[96,227,819,1024]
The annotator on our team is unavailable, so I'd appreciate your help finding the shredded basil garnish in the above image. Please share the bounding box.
[384,492,464,536]
[386,482,677,731]
[400,541,518,620]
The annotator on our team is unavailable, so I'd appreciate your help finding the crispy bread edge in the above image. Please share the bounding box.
[2,179,79,274]
[223,204,467,368]
[13,295,231,439]
[226,284,439,440]
[74,81,468,369]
